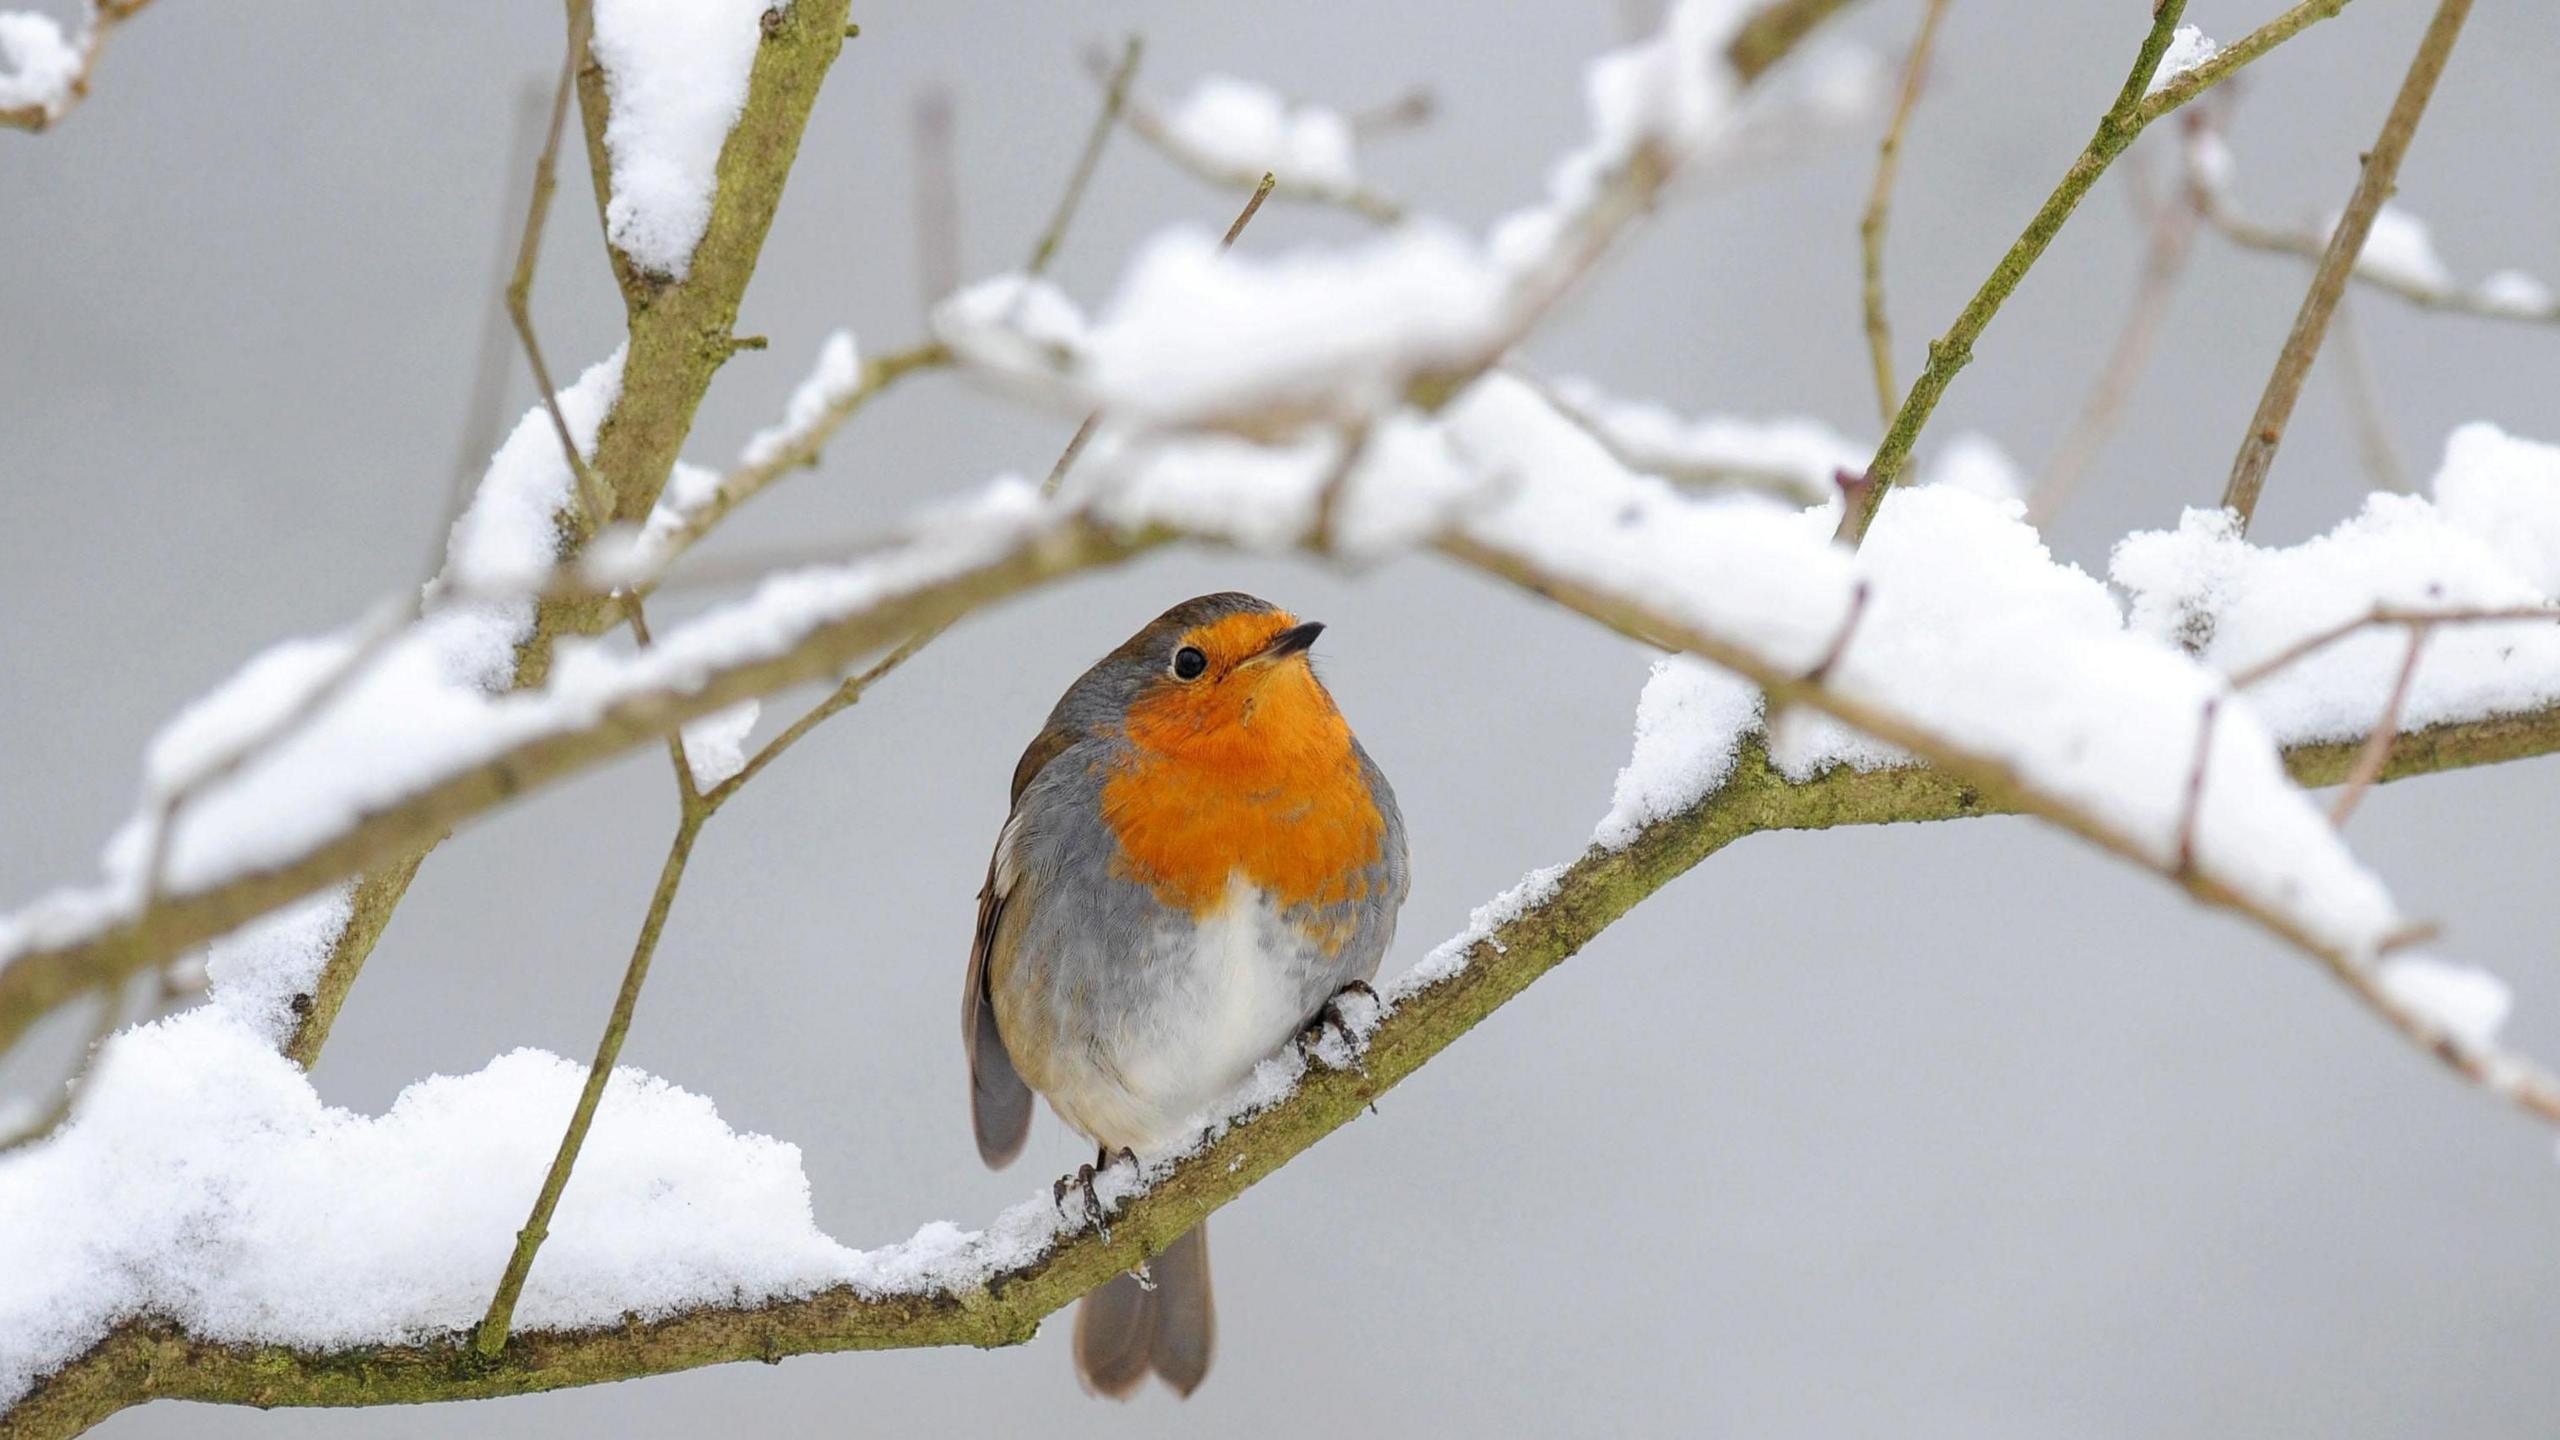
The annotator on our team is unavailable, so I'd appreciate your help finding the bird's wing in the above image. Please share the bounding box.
[963,726,1077,1168]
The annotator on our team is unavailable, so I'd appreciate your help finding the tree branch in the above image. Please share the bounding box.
[524,0,856,687]
[2219,0,2472,533]
[1857,0,1952,426]
[276,0,857,1069]
[17,675,2558,1433]
[1836,0,2358,546]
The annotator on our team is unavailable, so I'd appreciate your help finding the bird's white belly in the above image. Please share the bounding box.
[1084,872,1313,1154]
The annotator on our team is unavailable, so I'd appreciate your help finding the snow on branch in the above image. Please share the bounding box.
[1110,62,1410,223]
[0,0,154,133]
[2184,124,2560,326]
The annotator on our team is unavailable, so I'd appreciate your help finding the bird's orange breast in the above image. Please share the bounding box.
[1100,658,1383,921]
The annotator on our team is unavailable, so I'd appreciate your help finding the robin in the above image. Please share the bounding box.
[964,591,1410,1398]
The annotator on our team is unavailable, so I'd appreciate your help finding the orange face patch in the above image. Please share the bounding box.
[1101,610,1383,929]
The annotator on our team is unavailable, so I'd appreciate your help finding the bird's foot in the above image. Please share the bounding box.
[1051,1147,1139,1244]
[1053,1163,1110,1244]
[1299,979,1380,1075]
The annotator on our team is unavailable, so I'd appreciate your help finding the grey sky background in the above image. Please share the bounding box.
[5,0,2559,1435]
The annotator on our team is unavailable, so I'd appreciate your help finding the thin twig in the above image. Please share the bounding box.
[473,812,704,1357]
[912,85,961,308]
[2225,603,2555,689]
[1858,0,1953,427]
[1043,173,1275,500]
[2330,623,2431,826]
[703,627,940,808]
[506,0,615,531]
[2174,696,2220,876]
[1803,580,1872,685]
[2219,0,2474,533]
[1837,0,2359,547]
[2330,294,2411,493]
[1223,170,1278,248]
[1026,36,1142,278]
[0,978,126,1154]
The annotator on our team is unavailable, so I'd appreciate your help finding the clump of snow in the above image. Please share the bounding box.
[202,885,356,1046]
[931,273,1089,381]
[0,1009,867,1408]
[589,0,770,280]
[1491,0,1750,272]
[2379,956,2512,1049]
[2478,269,2557,319]
[1083,410,1481,558]
[2429,422,2560,594]
[738,330,861,471]
[1081,223,1509,427]
[1438,372,2407,956]
[1160,75,1357,190]
[1597,660,1762,847]
[0,10,79,115]
[2114,428,2560,746]
[138,633,366,804]
[1547,376,1864,504]
[1403,863,1572,996]
[2338,203,2455,294]
[680,700,760,790]
[2145,25,2220,96]
[438,347,628,685]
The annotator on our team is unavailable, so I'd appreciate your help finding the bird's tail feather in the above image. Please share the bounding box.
[1073,1221,1215,1399]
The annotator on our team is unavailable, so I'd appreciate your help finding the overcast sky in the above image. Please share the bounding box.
[6,0,2559,1435]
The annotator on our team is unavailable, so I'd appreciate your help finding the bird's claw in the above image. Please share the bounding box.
[1299,979,1379,1075]
[1051,1148,1138,1244]
[1053,1163,1111,1243]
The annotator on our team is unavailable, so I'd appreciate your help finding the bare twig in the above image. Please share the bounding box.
[1858,0,1953,426]
[1347,86,1434,137]
[2330,623,2432,826]
[1026,36,1142,278]
[507,0,614,532]
[2220,0,2473,533]
[2225,603,2555,688]
[1838,0,2360,547]
[2175,696,2219,876]
[1803,580,1872,685]
[1044,172,1276,500]
[474,810,704,1357]
[2330,295,2411,493]
[646,341,953,566]
[1223,170,1278,247]
[0,978,126,1154]
[912,85,961,307]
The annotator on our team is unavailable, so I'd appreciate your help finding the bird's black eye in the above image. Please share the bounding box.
[1171,645,1209,681]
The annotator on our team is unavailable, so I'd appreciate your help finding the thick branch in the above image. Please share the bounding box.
[524,0,855,686]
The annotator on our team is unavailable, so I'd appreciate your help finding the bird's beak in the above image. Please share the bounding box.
[1243,620,1324,668]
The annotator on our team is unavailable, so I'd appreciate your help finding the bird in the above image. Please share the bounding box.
[964,591,1409,1398]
